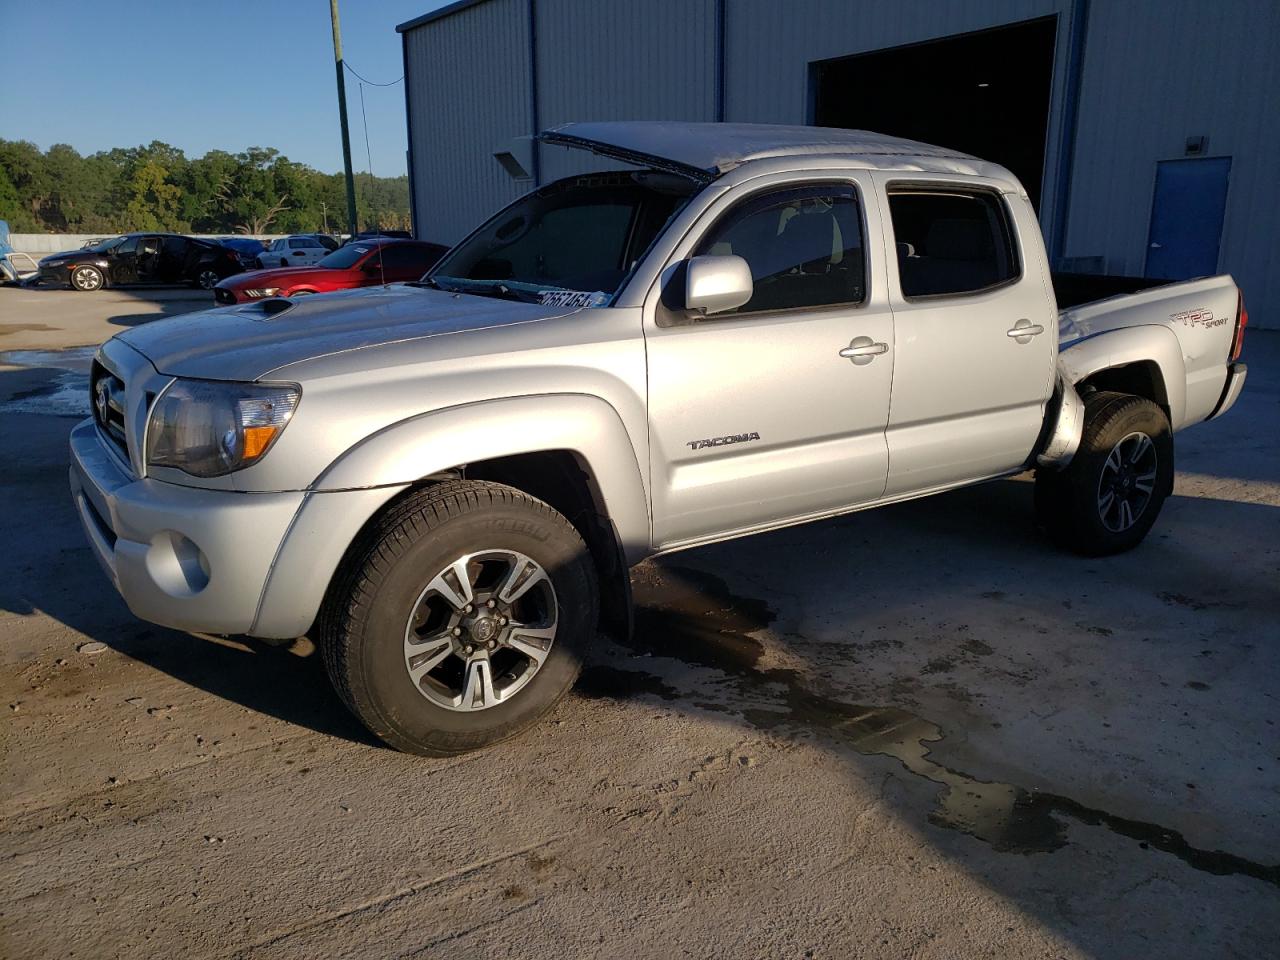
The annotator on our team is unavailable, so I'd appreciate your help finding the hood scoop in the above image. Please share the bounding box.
[260,297,295,318]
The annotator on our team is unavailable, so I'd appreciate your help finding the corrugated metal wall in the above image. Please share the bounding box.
[403,0,532,243]
[1065,0,1280,328]
[535,0,719,183]
[402,0,1277,327]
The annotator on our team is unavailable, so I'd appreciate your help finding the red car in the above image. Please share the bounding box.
[213,239,446,304]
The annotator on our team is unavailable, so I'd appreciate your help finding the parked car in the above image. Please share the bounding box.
[343,229,412,246]
[257,235,331,268]
[37,233,242,291]
[214,236,267,267]
[213,239,448,304]
[69,122,1249,757]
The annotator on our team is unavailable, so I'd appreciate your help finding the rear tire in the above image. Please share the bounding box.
[317,480,599,756]
[1035,391,1174,556]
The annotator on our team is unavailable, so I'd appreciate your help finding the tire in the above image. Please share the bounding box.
[1035,390,1174,556]
[317,480,599,756]
[195,269,221,290]
[70,265,104,292]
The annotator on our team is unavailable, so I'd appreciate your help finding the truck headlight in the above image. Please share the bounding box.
[146,379,301,478]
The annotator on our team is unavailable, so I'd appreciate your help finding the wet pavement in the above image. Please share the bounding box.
[1,285,1278,959]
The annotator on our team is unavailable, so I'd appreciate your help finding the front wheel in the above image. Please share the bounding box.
[70,265,104,292]
[317,480,599,756]
[1035,390,1174,556]
[195,269,220,290]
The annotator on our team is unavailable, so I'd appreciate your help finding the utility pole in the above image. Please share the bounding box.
[329,0,358,238]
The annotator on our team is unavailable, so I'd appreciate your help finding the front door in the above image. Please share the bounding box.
[644,176,895,548]
[874,174,1057,496]
[1145,157,1231,280]
[136,235,163,283]
[108,236,140,284]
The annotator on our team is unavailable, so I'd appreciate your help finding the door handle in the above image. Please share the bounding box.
[1006,319,1045,343]
[839,336,888,365]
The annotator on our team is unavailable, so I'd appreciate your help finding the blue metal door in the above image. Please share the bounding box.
[1145,157,1231,280]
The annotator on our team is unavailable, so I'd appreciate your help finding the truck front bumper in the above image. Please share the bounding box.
[69,418,305,635]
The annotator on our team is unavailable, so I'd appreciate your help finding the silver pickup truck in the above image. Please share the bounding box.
[69,123,1249,755]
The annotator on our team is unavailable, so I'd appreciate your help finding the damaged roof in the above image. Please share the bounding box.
[540,121,1015,185]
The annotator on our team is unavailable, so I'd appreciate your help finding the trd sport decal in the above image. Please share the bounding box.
[687,432,761,451]
[1170,307,1228,329]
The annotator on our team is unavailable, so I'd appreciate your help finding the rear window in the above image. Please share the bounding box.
[887,189,1018,298]
[318,245,371,269]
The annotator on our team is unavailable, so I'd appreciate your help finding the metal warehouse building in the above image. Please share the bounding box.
[397,0,1279,327]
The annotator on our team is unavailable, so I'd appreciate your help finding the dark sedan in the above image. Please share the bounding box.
[37,233,243,291]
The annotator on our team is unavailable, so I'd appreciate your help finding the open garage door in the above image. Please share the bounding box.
[812,17,1057,210]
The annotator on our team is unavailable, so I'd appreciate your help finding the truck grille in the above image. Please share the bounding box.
[90,360,129,462]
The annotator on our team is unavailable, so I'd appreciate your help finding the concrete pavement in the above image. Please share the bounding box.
[1,285,1276,959]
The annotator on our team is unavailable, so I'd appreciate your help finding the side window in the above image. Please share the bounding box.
[375,245,424,272]
[887,189,1018,298]
[289,238,310,249]
[116,237,139,255]
[692,185,865,315]
[162,236,187,258]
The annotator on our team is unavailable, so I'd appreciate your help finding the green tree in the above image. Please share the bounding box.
[122,160,184,231]
[0,138,410,236]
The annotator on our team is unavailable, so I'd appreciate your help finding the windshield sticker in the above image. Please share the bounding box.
[538,290,610,308]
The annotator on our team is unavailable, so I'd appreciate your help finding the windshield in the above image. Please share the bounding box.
[429,171,695,305]
[317,244,374,269]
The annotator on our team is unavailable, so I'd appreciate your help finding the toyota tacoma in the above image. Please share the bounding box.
[69,123,1250,755]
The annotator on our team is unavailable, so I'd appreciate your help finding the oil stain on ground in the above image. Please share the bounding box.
[580,562,1279,887]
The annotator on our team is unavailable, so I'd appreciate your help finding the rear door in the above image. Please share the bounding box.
[644,173,894,547]
[872,174,1056,496]
[160,236,188,282]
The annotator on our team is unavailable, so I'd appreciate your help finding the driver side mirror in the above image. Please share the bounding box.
[684,255,753,317]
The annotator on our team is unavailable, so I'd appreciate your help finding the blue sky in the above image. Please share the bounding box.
[0,0,451,176]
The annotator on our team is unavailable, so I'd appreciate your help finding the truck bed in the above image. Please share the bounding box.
[1056,273,1242,431]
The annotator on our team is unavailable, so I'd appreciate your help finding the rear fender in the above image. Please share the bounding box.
[1057,325,1188,429]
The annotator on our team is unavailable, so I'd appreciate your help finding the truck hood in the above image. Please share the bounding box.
[116,284,579,381]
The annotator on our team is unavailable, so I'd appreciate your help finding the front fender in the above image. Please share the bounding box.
[248,394,651,639]
[315,393,650,545]
[1057,324,1188,428]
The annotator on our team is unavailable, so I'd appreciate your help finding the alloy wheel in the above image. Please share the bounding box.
[403,549,558,712]
[72,267,102,291]
[198,270,219,289]
[1096,431,1158,532]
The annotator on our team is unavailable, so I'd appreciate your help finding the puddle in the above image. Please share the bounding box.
[586,563,1278,886]
[0,346,97,416]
